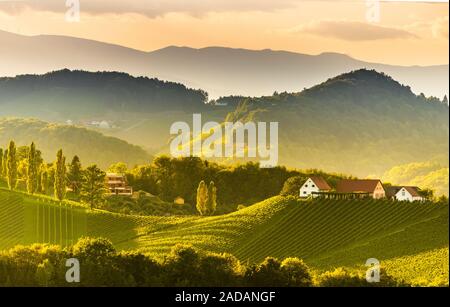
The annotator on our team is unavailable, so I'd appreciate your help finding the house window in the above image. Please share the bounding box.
[305,185,308,188]
[303,191,307,195]
[312,184,315,188]
[402,190,405,196]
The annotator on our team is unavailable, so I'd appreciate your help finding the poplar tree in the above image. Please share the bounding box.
[2,149,7,178]
[196,180,208,216]
[54,149,66,201]
[27,142,38,194]
[40,166,49,195]
[206,181,217,215]
[6,141,17,190]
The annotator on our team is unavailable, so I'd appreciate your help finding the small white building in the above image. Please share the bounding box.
[395,186,424,202]
[300,176,332,198]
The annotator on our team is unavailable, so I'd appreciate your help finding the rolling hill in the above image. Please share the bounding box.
[1,69,448,176]
[0,189,447,285]
[0,69,225,153]
[223,69,449,176]
[0,69,208,120]
[0,118,152,169]
[0,30,448,99]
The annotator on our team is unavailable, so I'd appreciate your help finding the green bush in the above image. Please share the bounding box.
[0,238,407,287]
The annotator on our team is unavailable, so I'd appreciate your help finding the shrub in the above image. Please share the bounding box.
[281,257,313,287]
[245,257,287,287]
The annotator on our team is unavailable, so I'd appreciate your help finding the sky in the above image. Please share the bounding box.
[0,0,448,66]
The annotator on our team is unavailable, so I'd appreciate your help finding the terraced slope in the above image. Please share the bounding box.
[232,198,448,266]
[0,189,195,250]
[131,197,448,267]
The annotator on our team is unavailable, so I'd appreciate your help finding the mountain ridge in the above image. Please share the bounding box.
[0,29,447,99]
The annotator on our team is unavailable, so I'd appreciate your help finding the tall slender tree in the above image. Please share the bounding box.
[206,181,217,215]
[196,180,208,216]
[6,141,17,190]
[54,149,66,201]
[2,149,7,178]
[26,142,38,194]
[67,155,83,196]
[40,165,49,195]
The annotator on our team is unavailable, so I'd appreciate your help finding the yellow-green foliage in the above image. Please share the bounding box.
[382,161,449,196]
[383,248,449,287]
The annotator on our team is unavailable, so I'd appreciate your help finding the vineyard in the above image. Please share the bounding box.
[0,190,448,285]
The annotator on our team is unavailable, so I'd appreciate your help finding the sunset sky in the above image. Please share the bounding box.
[0,0,448,65]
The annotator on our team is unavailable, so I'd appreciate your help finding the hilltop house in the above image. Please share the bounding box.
[387,186,424,202]
[299,176,332,198]
[336,179,386,199]
[106,173,133,196]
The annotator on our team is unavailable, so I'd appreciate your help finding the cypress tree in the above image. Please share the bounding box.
[6,141,17,190]
[27,142,38,194]
[54,149,66,201]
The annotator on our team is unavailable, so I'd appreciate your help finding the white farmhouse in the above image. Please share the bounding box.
[299,176,332,198]
[395,186,424,202]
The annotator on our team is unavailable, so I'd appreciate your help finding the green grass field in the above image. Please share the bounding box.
[0,189,448,285]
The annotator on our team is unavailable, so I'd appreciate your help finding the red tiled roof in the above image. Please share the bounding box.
[309,176,332,190]
[336,179,383,193]
[403,186,421,197]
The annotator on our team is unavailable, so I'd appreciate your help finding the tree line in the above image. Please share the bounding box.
[0,140,107,209]
[1,140,348,215]
[124,156,347,212]
[0,237,404,287]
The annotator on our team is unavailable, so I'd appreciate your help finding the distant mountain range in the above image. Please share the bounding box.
[0,30,448,99]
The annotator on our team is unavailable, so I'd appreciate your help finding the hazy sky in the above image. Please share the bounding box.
[0,0,448,65]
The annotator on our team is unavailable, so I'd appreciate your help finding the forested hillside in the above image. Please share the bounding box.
[225,69,449,176]
[0,69,208,120]
[0,118,151,168]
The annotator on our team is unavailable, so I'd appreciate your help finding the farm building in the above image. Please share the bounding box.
[299,176,332,198]
[386,186,424,202]
[336,179,386,199]
[106,173,133,196]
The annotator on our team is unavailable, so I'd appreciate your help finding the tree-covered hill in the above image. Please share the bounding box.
[0,69,208,120]
[0,118,151,168]
[225,69,449,176]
